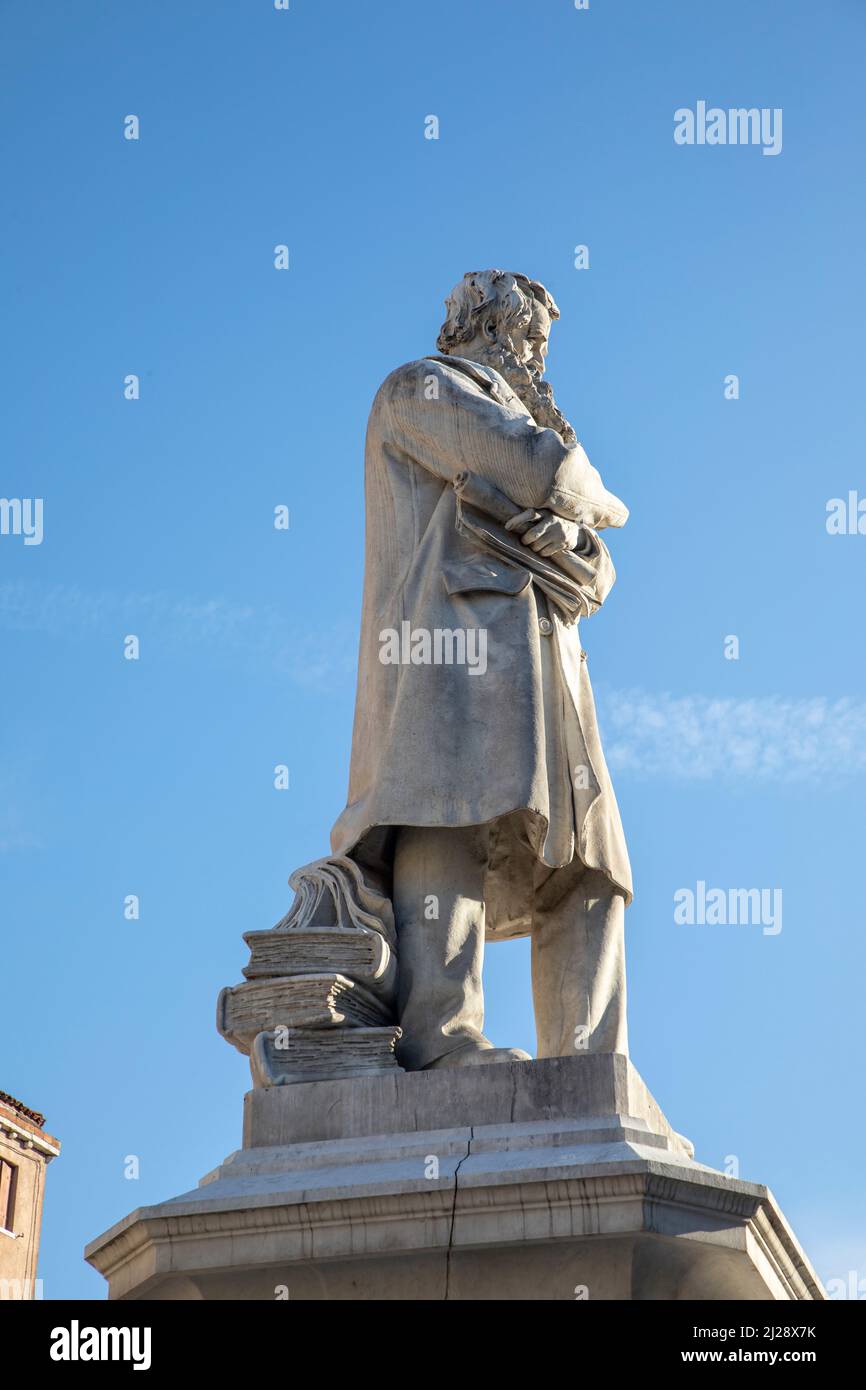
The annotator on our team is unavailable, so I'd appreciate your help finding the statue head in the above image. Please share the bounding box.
[437,270,575,442]
[437,270,559,372]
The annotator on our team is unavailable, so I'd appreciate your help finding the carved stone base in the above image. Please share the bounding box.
[84,1055,824,1301]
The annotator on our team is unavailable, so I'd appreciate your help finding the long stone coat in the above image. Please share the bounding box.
[330,354,633,939]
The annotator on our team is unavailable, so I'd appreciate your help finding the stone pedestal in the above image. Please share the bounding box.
[85,1055,824,1300]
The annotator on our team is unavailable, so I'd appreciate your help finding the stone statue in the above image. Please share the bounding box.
[93,274,825,1303]
[328,269,633,1071]
[218,268,633,1085]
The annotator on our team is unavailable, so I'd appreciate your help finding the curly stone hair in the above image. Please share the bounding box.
[436,269,560,358]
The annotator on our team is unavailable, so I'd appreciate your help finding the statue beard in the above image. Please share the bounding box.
[471,346,577,445]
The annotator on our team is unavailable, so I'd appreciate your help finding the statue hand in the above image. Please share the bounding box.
[507,509,582,557]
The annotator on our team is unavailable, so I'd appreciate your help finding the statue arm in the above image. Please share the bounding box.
[383,359,627,529]
[509,512,617,611]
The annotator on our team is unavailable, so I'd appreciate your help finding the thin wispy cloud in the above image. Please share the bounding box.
[0,582,260,644]
[0,582,355,688]
[0,828,43,855]
[601,690,866,782]
[4,584,861,781]
[0,784,43,856]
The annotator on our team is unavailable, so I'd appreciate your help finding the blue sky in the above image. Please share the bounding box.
[2,0,864,1299]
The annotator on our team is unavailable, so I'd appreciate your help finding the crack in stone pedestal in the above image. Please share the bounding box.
[444,1126,474,1300]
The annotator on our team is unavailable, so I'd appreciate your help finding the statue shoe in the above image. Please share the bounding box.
[426,1043,532,1069]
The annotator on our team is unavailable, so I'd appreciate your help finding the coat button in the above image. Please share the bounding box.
[538,617,553,635]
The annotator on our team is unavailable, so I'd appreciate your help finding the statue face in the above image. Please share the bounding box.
[524,300,552,376]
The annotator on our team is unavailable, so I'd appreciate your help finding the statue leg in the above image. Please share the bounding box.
[531,865,628,1058]
[392,824,494,1070]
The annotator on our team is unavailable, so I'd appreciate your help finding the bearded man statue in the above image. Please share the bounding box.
[330,269,633,1070]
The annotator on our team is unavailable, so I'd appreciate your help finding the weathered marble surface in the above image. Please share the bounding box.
[249,1025,402,1086]
[84,1056,824,1302]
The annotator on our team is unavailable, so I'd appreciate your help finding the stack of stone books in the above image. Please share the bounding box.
[217,857,402,1085]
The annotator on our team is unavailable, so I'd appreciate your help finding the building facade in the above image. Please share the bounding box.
[0,1091,60,1300]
